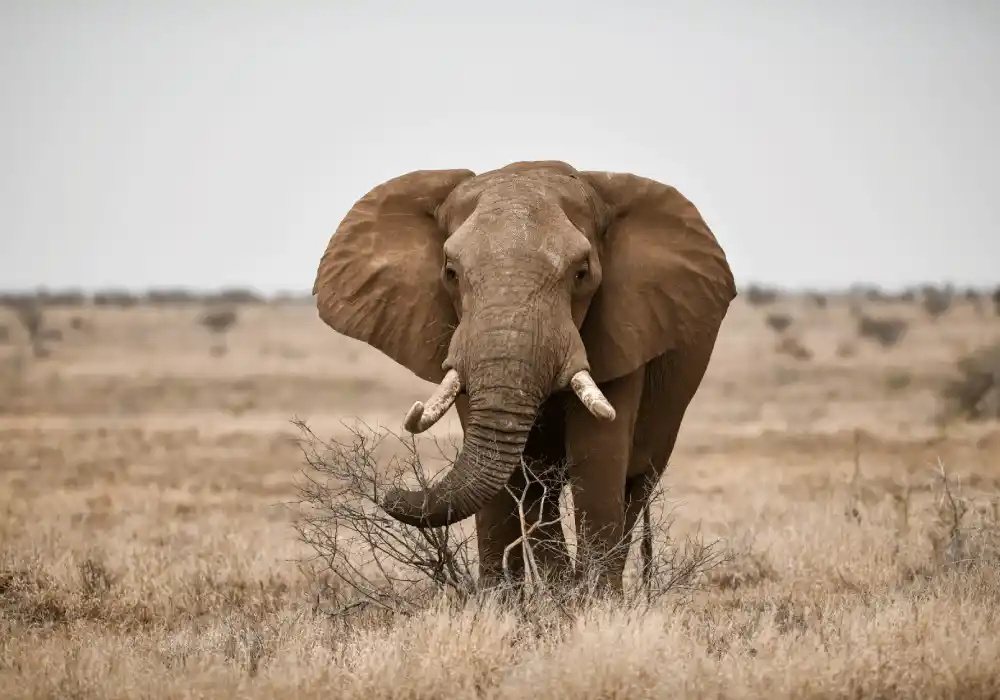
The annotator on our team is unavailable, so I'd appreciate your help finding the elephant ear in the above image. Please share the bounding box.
[578,171,737,384]
[313,169,475,383]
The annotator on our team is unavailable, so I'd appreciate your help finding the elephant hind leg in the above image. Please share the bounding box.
[618,349,708,587]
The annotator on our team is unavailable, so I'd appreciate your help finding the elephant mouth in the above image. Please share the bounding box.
[402,366,615,435]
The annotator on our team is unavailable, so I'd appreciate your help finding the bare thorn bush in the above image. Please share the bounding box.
[938,342,1000,422]
[199,306,239,356]
[291,421,730,620]
[856,313,908,349]
[764,312,794,334]
[993,286,1000,317]
[292,421,477,616]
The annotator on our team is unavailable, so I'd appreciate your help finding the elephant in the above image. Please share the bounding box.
[312,160,736,593]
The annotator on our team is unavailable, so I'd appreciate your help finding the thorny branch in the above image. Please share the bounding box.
[290,420,731,617]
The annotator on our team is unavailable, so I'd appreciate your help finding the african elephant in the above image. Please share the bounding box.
[313,160,736,592]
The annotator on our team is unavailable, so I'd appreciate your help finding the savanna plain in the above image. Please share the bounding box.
[2,288,999,699]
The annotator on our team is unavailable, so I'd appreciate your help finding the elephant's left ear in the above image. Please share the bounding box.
[578,171,737,384]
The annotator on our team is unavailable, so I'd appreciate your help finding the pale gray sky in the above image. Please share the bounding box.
[1,0,997,293]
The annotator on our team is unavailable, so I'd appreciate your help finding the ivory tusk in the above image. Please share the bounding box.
[403,369,462,434]
[570,370,617,421]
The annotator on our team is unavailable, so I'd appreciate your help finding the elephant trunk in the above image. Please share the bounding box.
[380,307,617,529]
[381,377,542,528]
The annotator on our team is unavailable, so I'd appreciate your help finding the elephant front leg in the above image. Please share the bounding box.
[565,368,644,594]
[474,464,570,590]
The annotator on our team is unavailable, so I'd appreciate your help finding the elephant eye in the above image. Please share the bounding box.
[574,263,589,282]
[444,263,458,283]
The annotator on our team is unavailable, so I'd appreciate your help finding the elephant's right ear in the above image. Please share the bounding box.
[313,169,475,383]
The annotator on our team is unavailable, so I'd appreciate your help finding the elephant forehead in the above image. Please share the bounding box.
[443,169,602,227]
[448,198,586,264]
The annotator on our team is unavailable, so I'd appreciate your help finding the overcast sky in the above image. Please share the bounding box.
[1,0,997,293]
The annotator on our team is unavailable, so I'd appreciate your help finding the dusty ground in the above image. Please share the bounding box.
[1,293,999,699]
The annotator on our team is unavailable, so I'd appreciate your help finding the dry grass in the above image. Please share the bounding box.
[1,293,999,699]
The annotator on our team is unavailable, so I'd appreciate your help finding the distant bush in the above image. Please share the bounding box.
[271,290,313,305]
[963,289,985,315]
[939,343,1000,422]
[860,286,888,303]
[921,285,954,320]
[199,306,239,356]
[765,313,794,334]
[993,287,1000,317]
[93,290,139,307]
[144,288,201,305]
[856,314,908,349]
[0,292,43,307]
[835,340,858,359]
[806,292,828,309]
[0,324,9,344]
[743,285,779,307]
[774,336,812,361]
[209,288,265,305]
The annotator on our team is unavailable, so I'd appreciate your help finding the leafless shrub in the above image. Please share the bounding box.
[938,342,1000,422]
[856,314,908,349]
[0,323,8,344]
[6,300,48,357]
[993,287,1000,317]
[743,285,779,307]
[843,436,998,572]
[774,335,812,361]
[199,306,239,356]
[291,421,730,618]
[921,285,954,320]
[292,421,477,615]
[927,460,1000,569]
[765,312,794,334]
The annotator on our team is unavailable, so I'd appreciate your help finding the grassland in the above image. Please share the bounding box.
[1,291,998,699]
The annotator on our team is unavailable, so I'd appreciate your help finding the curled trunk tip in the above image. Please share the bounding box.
[381,487,458,528]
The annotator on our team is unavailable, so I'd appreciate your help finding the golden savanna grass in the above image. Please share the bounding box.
[1,292,999,699]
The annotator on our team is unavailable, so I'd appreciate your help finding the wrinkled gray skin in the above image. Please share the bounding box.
[314,161,736,592]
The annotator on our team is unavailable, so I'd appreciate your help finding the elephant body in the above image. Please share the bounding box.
[313,160,736,591]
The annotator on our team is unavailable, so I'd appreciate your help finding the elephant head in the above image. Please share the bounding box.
[313,161,736,528]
